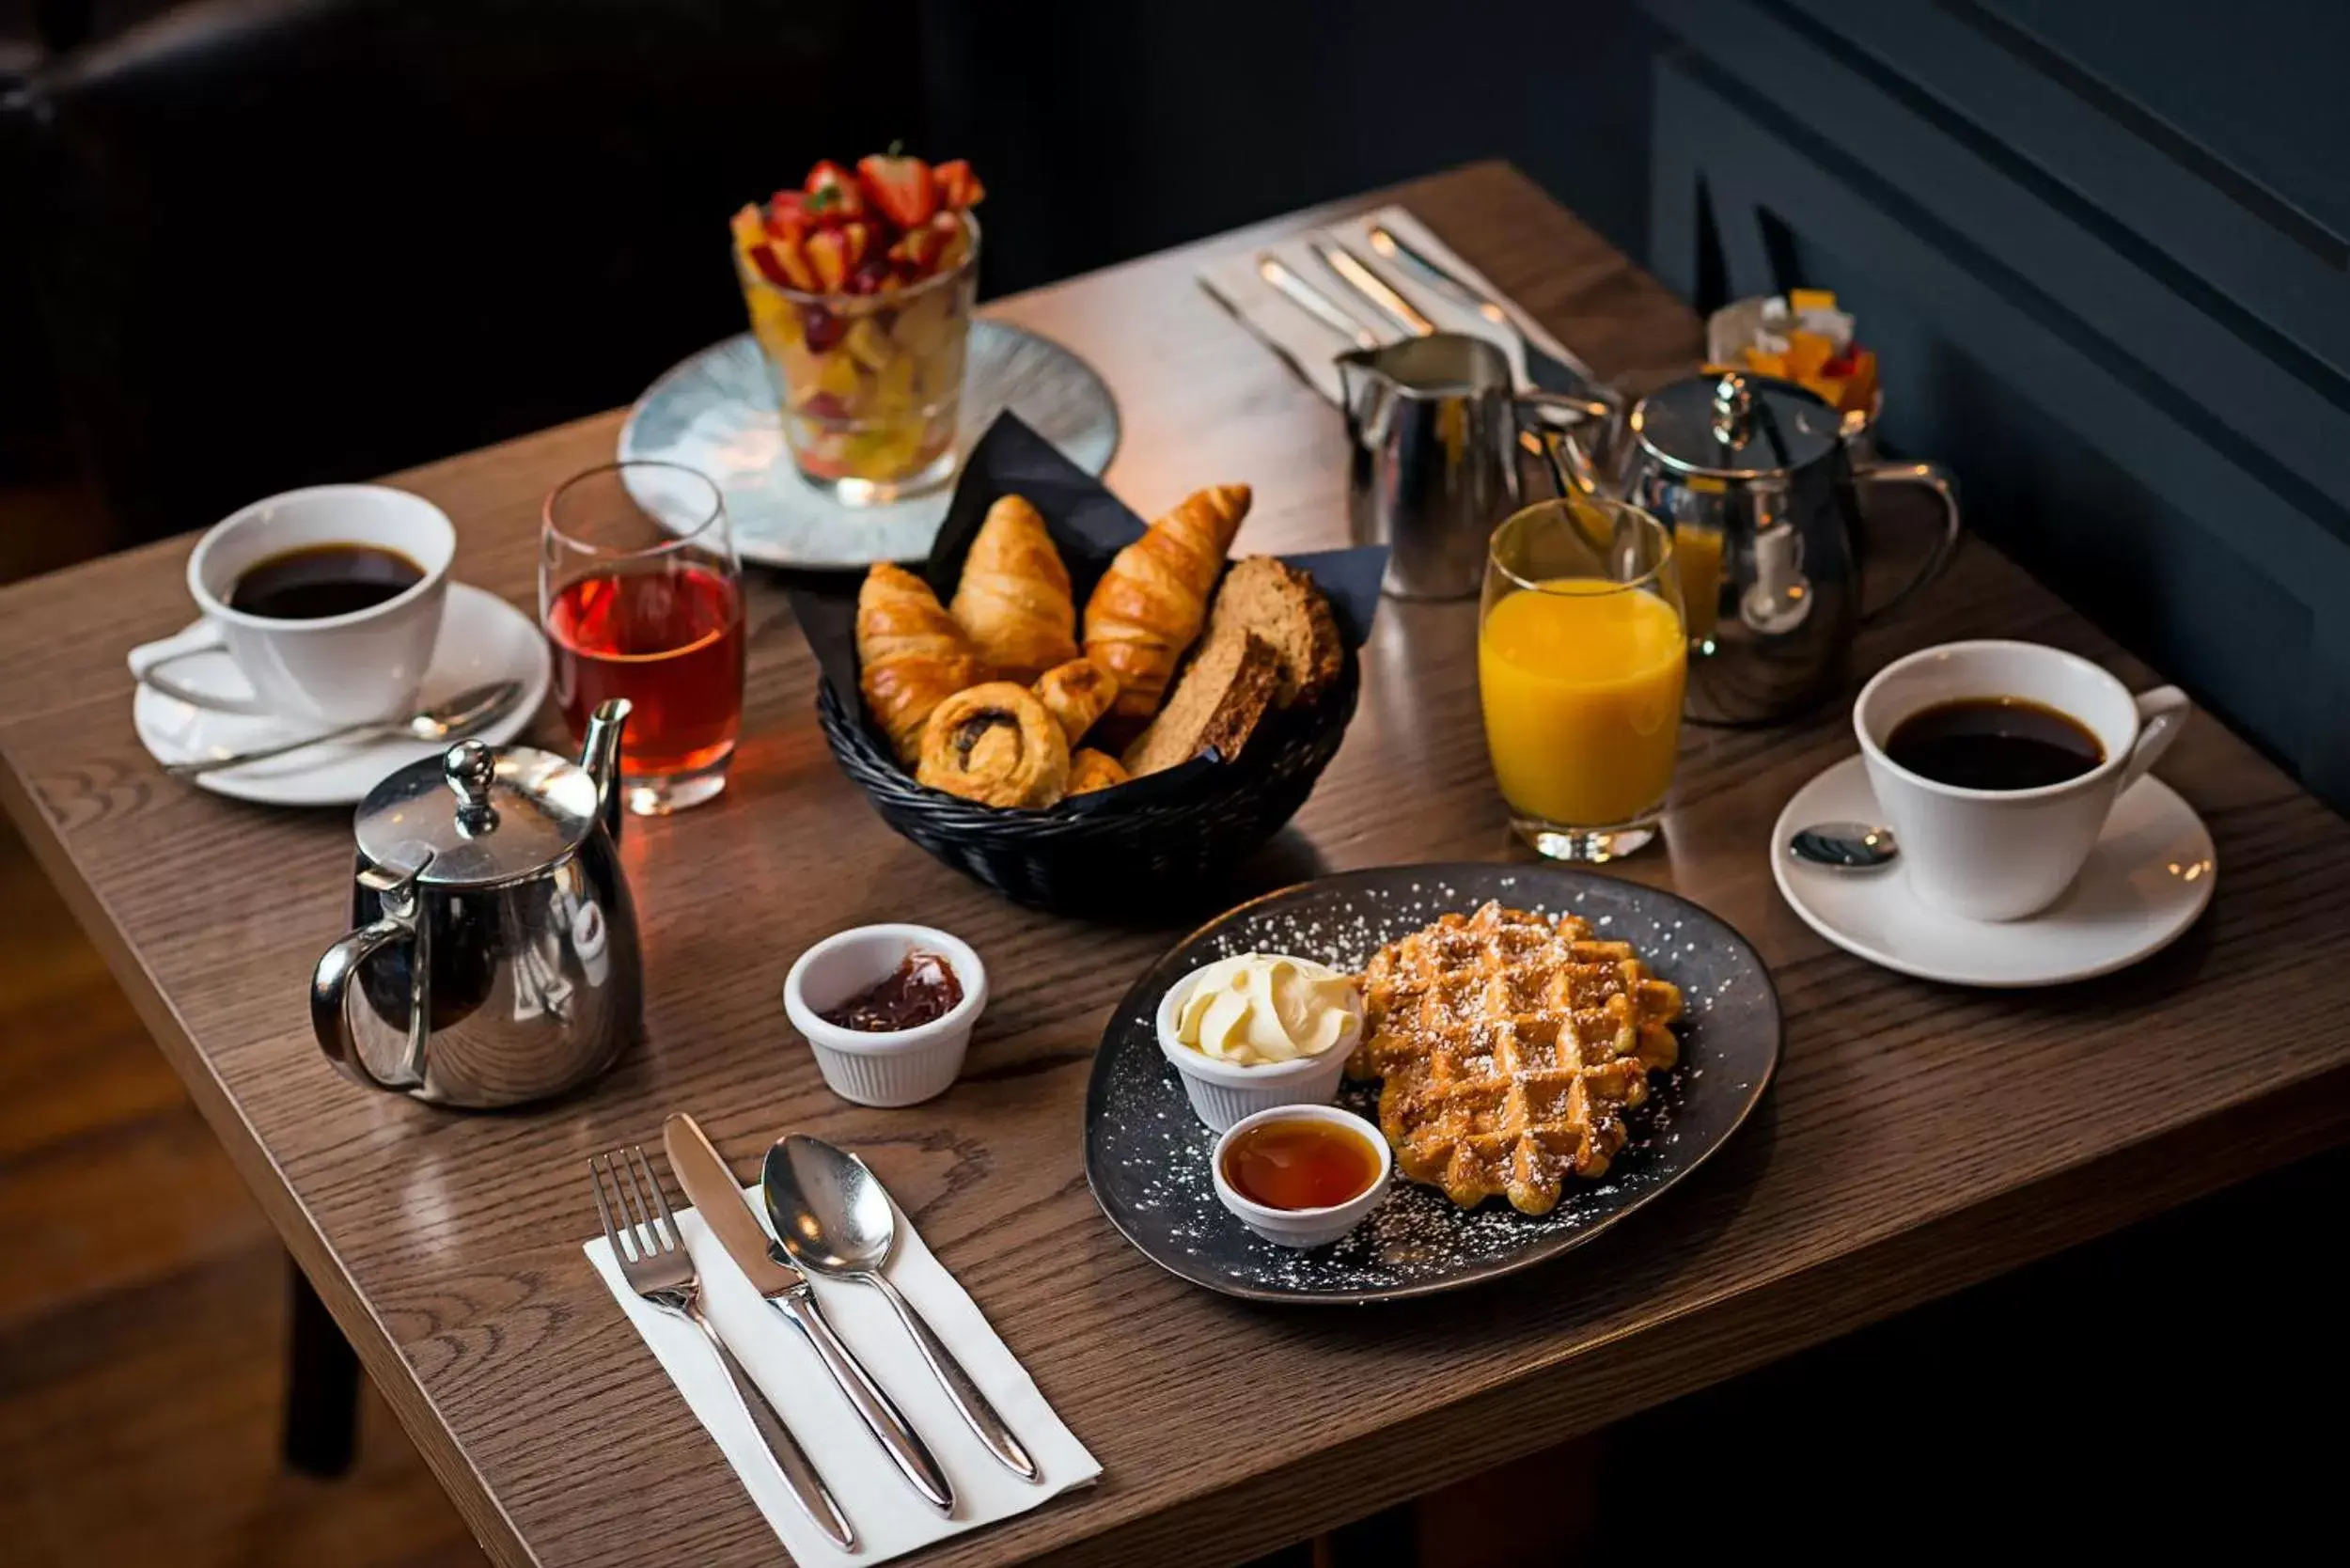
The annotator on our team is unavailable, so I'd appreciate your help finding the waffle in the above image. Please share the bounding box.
[1347,901,1683,1215]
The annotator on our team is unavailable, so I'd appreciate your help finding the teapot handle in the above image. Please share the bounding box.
[1852,459,1963,624]
[311,860,433,1093]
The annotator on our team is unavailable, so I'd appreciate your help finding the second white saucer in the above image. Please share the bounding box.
[1771,753,2217,988]
[133,582,550,808]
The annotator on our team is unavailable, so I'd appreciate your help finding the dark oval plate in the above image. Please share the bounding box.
[1083,863,1782,1304]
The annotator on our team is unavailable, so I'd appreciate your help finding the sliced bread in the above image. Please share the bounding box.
[1199,557,1343,707]
[1120,629,1281,776]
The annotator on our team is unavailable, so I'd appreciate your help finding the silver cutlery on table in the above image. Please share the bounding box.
[1364,221,1608,397]
[1787,821,1901,870]
[764,1135,1041,1484]
[665,1114,957,1515]
[588,1145,856,1551]
[1254,252,1378,350]
[1310,238,1435,338]
[164,678,524,777]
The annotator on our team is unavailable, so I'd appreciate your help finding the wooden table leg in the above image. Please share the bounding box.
[282,1256,360,1478]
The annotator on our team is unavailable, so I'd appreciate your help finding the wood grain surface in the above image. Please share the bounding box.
[4,161,2348,1568]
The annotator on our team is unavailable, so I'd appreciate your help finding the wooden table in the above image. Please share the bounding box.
[5,163,2348,1568]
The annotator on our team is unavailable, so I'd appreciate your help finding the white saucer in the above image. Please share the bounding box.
[133,582,550,808]
[1771,753,2217,987]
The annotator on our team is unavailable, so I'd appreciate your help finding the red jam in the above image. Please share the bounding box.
[1221,1118,1381,1211]
[818,950,963,1032]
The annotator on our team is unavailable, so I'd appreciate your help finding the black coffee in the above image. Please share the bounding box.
[227,542,423,619]
[1886,697,2105,791]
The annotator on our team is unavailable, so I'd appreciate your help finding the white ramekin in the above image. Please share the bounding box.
[1154,964,1360,1133]
[1212,1104,1392,1248]
[783,925,986,1106]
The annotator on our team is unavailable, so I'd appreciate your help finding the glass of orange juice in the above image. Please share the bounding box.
[1479,496,1686,861]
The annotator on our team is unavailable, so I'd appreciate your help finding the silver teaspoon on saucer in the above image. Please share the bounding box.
[164,679,524,777]
[1787,821,1901,870]
[764,1135,1042,1483]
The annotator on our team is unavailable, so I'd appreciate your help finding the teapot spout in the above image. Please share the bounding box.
[579,698,632,842]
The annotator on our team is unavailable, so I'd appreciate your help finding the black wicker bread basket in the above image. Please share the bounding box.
[787,413,1385,916]
[817,649,1360,912]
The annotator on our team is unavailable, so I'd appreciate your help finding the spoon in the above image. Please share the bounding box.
[164,680,525,777]
[1787,821,1901,870]
[763,1135,1042,1482]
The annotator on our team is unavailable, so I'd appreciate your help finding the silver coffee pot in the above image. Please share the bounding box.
[310,699,643,1108]
[1595,369,1960,725]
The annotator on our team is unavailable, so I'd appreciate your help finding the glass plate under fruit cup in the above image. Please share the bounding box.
[621,323,1119,570]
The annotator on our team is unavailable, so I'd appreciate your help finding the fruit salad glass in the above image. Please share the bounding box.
[737,215,979,506]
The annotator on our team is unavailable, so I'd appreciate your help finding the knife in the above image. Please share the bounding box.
[1364,221,1609,396]
[1310,239,1436,338]
[1254,252,1379,350]
[665,1114,958,1514]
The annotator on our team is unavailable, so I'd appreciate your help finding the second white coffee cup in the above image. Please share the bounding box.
[1856,640,2189,921]
[127,485,455,725]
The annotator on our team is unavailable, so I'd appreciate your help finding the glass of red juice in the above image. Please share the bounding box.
[540,463,744,814]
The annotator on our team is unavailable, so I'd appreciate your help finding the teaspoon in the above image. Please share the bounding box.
[763,1135,1042,1482]
[164,679,525,777]
[1787,821,1901,870]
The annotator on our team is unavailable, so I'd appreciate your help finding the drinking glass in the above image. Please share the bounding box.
[737,214,979,506]
[540,463,745,814]
[1479,495,1685,861]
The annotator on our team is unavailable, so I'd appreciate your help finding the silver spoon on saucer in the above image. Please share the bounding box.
[1787,821,1901,870]
[164,679,524,778]
[763,1135,1042,1482]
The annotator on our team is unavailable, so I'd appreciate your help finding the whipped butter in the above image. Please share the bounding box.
[1174,952,1361,1066]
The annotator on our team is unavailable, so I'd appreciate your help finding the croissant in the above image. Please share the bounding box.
[916,682,1071,808]
[1083,483,1251,721]
[1066,748,1129,795]
[1032,657,1119,745]
[856,563,989,763]
[950,495,1078,682]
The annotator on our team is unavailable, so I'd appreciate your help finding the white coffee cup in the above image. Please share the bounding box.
[1855,640,2190,921]
[126,485,455,724]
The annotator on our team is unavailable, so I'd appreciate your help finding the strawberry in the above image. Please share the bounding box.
[805,227,852,292]
[803,160,865,222]
[765,190,812,241]
[856,149,936,229]
[932,159,985,211]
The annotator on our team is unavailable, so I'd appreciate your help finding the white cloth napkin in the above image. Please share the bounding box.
[585,1184,1098,1567]
[1196,203,1594,404]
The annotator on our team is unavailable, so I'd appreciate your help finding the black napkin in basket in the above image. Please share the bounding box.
[783,411,1386,808]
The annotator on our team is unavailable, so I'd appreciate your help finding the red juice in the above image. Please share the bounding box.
[545,564,745,777]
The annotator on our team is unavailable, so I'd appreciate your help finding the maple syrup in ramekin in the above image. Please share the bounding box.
[1219,1116,1383,1211]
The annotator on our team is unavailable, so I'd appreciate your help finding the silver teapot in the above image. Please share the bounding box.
[1578,368,1960,725]
[310,699,642,1108]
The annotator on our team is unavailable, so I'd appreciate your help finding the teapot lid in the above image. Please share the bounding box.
[352,738,604,886]
[1632,369,1843,478]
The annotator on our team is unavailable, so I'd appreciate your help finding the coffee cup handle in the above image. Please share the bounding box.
[2116,685,2190,796]
[127,625,271,714]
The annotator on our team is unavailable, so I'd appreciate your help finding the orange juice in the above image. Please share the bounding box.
[1479,581,1686,826]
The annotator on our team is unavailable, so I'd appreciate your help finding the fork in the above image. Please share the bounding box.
[591,1146,857,1551]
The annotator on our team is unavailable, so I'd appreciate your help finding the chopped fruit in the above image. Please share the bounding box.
[1728,290,1875,417]
[804,161,865,221]
[887,222,944,274]
[801,305,846,353]
[806,227,852,291]
[843,317,895,371]
[857,150,938,228]
[933,159,985,212]
[734,149,986,490]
